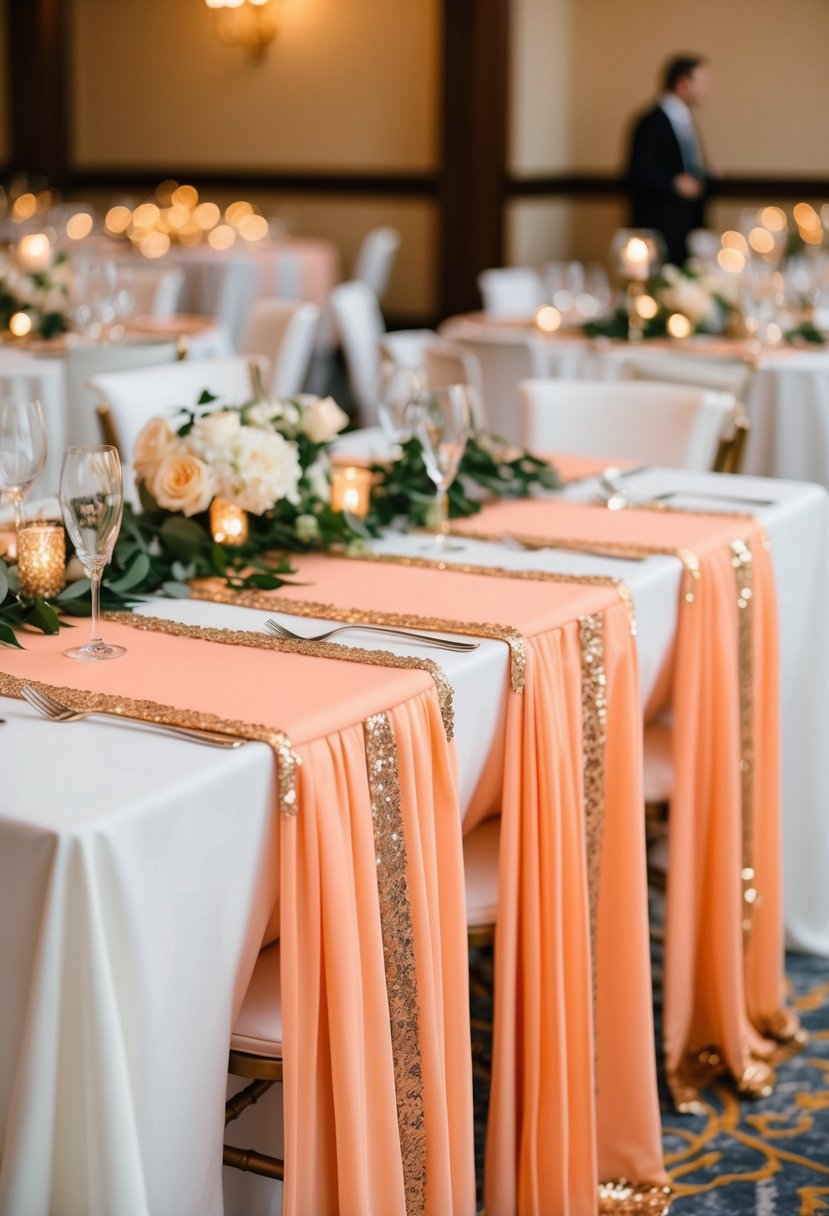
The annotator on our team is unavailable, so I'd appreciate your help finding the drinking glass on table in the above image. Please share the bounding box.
[0,397,47,532]
[408,383,472,551]
[59,445,126,661]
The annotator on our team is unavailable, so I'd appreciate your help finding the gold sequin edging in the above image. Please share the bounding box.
[731,539,757,935]
[364,711,426,1216]
[0,668,299,816]
[104,612,454,741]
[598,1179,673,1213]
[579,613,608,1024]
[190,583,527,694]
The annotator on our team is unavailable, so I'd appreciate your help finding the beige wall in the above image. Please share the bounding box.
[568,0,829,175]
[509,0,571,174]
[70,0,440,317]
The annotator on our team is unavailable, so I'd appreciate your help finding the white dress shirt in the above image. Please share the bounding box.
[659,92,704,177]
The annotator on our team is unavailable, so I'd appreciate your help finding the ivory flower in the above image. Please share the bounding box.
[133,418,177,481]
[151,450,216,516]
[300,396,349,444]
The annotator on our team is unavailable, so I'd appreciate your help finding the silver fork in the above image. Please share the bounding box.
[21,685,244,748]
[264,618,479,651]
[500,534,646,563]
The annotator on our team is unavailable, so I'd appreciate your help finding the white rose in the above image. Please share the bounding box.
[134,417,177,482]
[191,410,242,456]
[151,450,216,516]
[217,427,302,515]
[300,396,349,444]
[245,401,285,428]
[304,457,331,504]
[661,278,716,326]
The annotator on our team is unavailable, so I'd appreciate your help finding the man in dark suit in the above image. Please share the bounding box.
[627,55,714,266]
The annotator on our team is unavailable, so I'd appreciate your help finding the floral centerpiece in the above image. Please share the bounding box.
[586,264,733,341]
[0,248,72,340]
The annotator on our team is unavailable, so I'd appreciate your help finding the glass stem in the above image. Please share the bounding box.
[436,486,449,541]
[89,570,103,648]
[10,491,24,535]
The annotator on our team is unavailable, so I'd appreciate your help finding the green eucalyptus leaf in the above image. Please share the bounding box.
[160,515,210,558]
[26,600,61,634]
[6,564,19,592]
[161,580,193,598]
[0,564,8,603]
[108,552,152,592]
[58,577,92,601]
[0,620,24,648]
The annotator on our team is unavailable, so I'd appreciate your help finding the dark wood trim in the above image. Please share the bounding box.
[68,167,439,198]
[438,0,510,316]
[505,172,829,200]
[5,0,71,185]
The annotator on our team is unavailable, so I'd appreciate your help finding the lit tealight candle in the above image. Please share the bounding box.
[17,232,52,273]
[9,311,33,337]
[209,497,249,546]
[666,312,692,339]
[536,305,562,333]
[17,522,66,598]
[330,466,372,518]
[622,237,651,282]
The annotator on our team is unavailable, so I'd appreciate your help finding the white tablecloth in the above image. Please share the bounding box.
[1,467,827,1215]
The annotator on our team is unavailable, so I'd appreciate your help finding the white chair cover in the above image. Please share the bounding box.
[451,333,548,444]
[423,340,487,428]
[240,299,320,398]
[520,378,737,469]
[116,263,185,319]
[614,350,752,399]
[66,340,180,448]
[89,354,268,459]
[477,266,545,316]
[353,226,401,301]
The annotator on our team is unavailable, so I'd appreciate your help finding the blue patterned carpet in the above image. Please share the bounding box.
[472,951,829,1214]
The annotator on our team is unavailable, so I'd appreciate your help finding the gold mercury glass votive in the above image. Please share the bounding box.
[330,465,372,518]
[17,521,66,598]
[209,497,249,546]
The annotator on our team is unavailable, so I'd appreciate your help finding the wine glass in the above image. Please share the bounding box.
[59,445,126,661]
[0,397,47,532]
[377,363,423,454]
[409,384,473,551]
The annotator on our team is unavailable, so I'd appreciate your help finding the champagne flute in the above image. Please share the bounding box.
[409,384,473,551]
[59,445,126,661]
[0,397,47,533]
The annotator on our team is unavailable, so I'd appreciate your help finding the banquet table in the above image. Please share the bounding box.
[159,239,341,349]
[441,314,829,487]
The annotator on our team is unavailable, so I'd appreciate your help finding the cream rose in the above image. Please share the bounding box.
[191,410,242,455]
[134,418,177,482]
[151,450,216,516]
[300,396,349,444]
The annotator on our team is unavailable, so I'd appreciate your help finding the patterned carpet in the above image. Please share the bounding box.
[471,951,829,1214]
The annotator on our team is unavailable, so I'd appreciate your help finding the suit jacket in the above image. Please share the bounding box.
[626,105,709,266]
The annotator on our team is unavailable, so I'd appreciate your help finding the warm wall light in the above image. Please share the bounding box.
[205,0,277,62]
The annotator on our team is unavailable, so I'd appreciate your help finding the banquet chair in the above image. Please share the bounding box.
[329,280,434,425]
[115,262,185,319]
[619,351,754,403]
[520,378,739,471]
[423,339,488,427]
[90,354,269,459]
[353,226,401,301]
[477,267,545,317]
[240,299,320,398]
[65,340,181,448]
[451,333,548,445]
[223,816,500,1182]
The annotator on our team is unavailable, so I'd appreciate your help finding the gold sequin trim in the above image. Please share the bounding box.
[0,669,300,816]
[731,539,756,935]
[104,612,455,741]
[579,613,607,1021]
[364,711,426,1216]
[598,1180,673,1214]
[190,583,527,694]
[339,548,638,635]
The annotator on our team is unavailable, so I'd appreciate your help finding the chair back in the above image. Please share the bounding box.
[423,340,487,427]
[353,227,401,301]
[477,267,545,317]
[66,340,180,448]
[521,378,738,471]
[617,350,753,399]
[89,354,268,458]
[116,262,185,319]
[329,280,385,424]
[453,333,547,443]
[240,299,320,398]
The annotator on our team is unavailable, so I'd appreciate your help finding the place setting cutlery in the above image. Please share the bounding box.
[263,618,479,651]
[20,684,244,748]
[499,532,647,562]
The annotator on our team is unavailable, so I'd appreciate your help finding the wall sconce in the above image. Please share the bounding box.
[205,0,277,62]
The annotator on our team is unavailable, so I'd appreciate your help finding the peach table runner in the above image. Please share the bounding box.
[0,618,475,1216]
[453,498,802,1107]
[194,554,669,1215]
